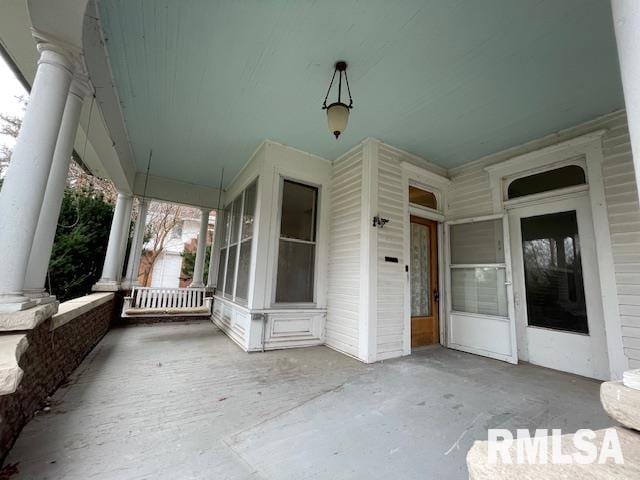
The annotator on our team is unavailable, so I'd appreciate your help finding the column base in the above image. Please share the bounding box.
[0,295,36,313]
[189,282,205,288]
[92,281,121,292]
[23,289,57,305]
[120,280,140,290]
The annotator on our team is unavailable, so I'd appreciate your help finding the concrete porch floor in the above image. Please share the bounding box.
[5,321,612,479]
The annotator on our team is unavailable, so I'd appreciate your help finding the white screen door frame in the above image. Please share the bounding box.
[444,213,517,364]
[508,193,610,380]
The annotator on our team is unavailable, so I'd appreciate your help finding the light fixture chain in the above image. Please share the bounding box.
[322,67,338,109]
[344,70,353,108]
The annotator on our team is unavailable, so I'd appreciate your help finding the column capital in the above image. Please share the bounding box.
[35,43,75,75]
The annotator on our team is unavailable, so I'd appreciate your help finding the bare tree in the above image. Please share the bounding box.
[0,95,117,201]
[138,202,186,286]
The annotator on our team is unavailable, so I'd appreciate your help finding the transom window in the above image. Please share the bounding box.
[507,165,586,200]
[216,180,257,302]
[409,185,438,210]
[275,180,318,303]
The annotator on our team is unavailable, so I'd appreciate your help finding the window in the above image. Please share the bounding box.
[409,186,437,210]
[449,219,508,317]
[520,211,588,333]
[275,180,318,303]
[507,165,586,200]
[215,181,258,302]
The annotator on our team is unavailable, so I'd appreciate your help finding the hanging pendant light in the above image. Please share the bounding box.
[322,61,353,139]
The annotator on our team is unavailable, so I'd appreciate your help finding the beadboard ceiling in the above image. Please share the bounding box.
[97,0,624,188]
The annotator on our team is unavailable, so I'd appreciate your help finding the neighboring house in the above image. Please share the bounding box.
[144,210,215,289]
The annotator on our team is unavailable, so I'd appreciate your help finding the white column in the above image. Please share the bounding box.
[122,198,149,289]
[207,211,222,289]
[116,195,134,283]
[93,192,133,291]
[612,0,640,201]
[0,44,74,312]
[24,78,91,303]
[190,208,210,288]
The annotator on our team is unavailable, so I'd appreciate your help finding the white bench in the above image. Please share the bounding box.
[122,287,212,318]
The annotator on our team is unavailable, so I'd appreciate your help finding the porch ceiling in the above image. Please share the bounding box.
[96,0,624,189]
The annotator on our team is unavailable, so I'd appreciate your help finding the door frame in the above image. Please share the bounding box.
[508,192,610,379]
[401,162,450,356]
[409,215,440,347]
[484,130,625,378]
[444,213,518,364]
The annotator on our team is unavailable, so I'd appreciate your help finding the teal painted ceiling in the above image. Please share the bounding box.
[98,0,624,188]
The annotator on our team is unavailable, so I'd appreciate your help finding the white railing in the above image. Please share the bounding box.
[122,287,212,317]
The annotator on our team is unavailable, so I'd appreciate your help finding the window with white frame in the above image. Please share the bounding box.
[275,179,318,303]
[449,218,508,317]
[216,180,257,303]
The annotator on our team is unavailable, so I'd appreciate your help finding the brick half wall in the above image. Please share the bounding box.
[0,296,114,461]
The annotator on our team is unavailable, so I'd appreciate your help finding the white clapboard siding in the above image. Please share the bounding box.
[326,146,363,357]
[375,146,408,359]
[447,111,640,370]
[601,115,640,368]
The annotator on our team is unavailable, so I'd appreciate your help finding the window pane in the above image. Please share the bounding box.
[229,198,242,245]
[409,186,437,210]
[224,245,237,296]
[241,181,257,241]
[217,248,227,291]
[450,219,504,264]
[410,222,431,316]
[280,181,317,241]
[508,165,586,200]
[521,211,588,333]
[451,267,508,317]
[235,240,252,301]
[275,240,315,303]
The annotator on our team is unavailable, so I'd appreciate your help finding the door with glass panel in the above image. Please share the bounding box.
[410,216,439,347]
[446,215,517,363]
[509,195,609,379]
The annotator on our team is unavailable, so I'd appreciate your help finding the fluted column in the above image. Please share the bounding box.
[93,192,133,291]
[190,208,210,288]
[122,198,149,289]
[612,0,640,200]
[24,77,92,303]
[0,44,74,312]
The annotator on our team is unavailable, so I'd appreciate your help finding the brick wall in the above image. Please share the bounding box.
[0,299,114,460]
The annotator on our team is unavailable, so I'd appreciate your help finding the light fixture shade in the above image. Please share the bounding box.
[326,102,350,139]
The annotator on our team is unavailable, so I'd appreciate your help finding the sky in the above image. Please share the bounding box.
[0,54,28,156]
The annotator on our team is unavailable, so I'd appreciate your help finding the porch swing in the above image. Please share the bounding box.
[120,151,215,319]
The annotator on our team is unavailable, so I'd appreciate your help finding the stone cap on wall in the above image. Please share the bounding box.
[51,293,115,330]
[0,334,28,395]
[0,303,58,331]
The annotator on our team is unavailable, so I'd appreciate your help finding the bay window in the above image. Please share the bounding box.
[216,180,257,303]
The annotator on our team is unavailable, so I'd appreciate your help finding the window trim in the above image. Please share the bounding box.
[272,176,320,307]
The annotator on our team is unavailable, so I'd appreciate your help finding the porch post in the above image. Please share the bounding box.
[23,77,92,303]
[116,196,134,283]
[0,44,74,312]
[94,192,133,291]
[190,208,210,288]
[206,212,219,289]
[612,0,640,200]
[122,197,149,289]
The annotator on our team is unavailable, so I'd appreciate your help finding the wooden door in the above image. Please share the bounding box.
[410,216,439,347]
